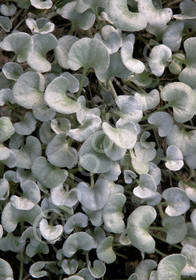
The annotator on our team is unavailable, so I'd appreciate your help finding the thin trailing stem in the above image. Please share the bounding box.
[152,233,182,250]
[155,248,167,257]
[90,173,94,188]
[141,103,171,121]
[19,222,24,280]
[157,204,165,220]
[77,67,88,98]
[108,79,118,100]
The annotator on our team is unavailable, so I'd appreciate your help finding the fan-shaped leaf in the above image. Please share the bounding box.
[97,236,116,264]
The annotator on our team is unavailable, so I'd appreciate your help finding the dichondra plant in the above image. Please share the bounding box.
[0,0,196,279]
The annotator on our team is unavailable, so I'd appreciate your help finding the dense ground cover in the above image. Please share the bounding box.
[0,0,196,279]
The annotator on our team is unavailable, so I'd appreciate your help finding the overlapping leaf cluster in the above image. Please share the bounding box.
[0,0,196,279]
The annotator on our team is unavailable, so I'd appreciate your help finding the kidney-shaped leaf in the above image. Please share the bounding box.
[181,244,196,277]
[149,44,172,77]
[97,236,116,264]
[44,75,80,114]
[106,0,147,32]
[133,174,157,200]
[62,259,78,275]
[14,112,36,136]
[2,62,23,81]
[127,205,156,253]
[26,17,55,34]
[162,188,190,216]
[0,32,31,62]
[162,21,184,51]
[135,259,157,280]
[0,117,15,143]
[148,112,173,137]
[29,261,47,278]
[68,38,109,81]
[165,145,184,171]
[63,232,95,257]
[103,193,126,233]
[46,133,78,168]
[77,178,110,211]
[157,254,186,280]
[30,0,52,9]
[39,219,63,243]
[32,156,68,189]
[13,71,45,109]
[27,34,57,72]
[162,216,187,244]
[161,82,196,123]
[0,258,14,280]
[88,260,106,278]
[64,213,88,234]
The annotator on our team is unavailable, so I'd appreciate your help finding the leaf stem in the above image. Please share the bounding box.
[152,233,182,250]
[157,204,165,220]
[141,103,171,121]
[19,222,24,280]
[108,79,118,100]
[77,67,88,98]
[155,248,167,257]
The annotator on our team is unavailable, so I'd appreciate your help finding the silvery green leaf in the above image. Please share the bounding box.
[76,0,106,13]
[88,260,106,278]
[76,96,100,124]
[68,38,110,81]
[39,122,55,144]
[16,168,33,183]
[180,181,196,203]
[179,37,196,88]
[26,17,55,34]
[69,115,101,142]
[0,117,15,142]
[163,216,187,244]
[124,170,137,184]
[27,33,57,73]
[169,53,185,75]
[0,232,25,252]
[2,62,23,81]
[0,72,10,89]
[121,41,145,73]
[135,260,157,280]
[55,35,79,69]
[51,117,70,135]
[181,244,196,277]
[46,133,78,168]
[165,145,184,171]
[127,205,156,253]
[149,44,172,77]
[162,188,190,216]
[103,193,126,233]
[0,178,9,200]
[32,104,56,122]
[0,4,16,16]
[106,0,147,32]
[128,273,139,280]
[8,133,24,149]
[13,0,30,8]
[61,72,82,93]
[133,174,157,199]
[51,185,78,208]
[0,259,14,280]
[13,71,45,109]
[44,75,80,114]
[174,0,196,20]
[64,213,88,234]
[1,150,16,168]
[57,1,95,30]
[148,112,173,137]
[62,259,78,275]
[82,207,103,227]
[95,29,121,55]
[116,95,143,122]
[148,163,161,186]
[10,196,35,211]
[103,135,126,161]
[78,131,112,174]
[39,218,63,243]
[0,88,13,106]
[25,135,42,163]
[77,268,94,280]
[32,156,68,188]
[77,178,110,211]
[138,0,172,32]
[0,16,12,32]
[0,32,31,62]
[191,209,196,231]
[142,192,162,206]
[14,112,36,135]
[0,225,3,239]
[66,276,84,280]
[157,254,186,280]
[162,21,184,51]
[30,0,52,9]
[2,202,42,232]
[182,223,196,247]
[29,261,47,278]
[86,227,106,247]
[0,144,10,161]
[11,148,31,169]
[119,229,131,246]
[103,161,121,181]
[130,150,149,174]
[99,52,132,81]
[161,82,196,123]
[97,236,116,264]
[134,142,156,163]
[102,121,137,149]
[63,232,95,257]
[134,89,160,111]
